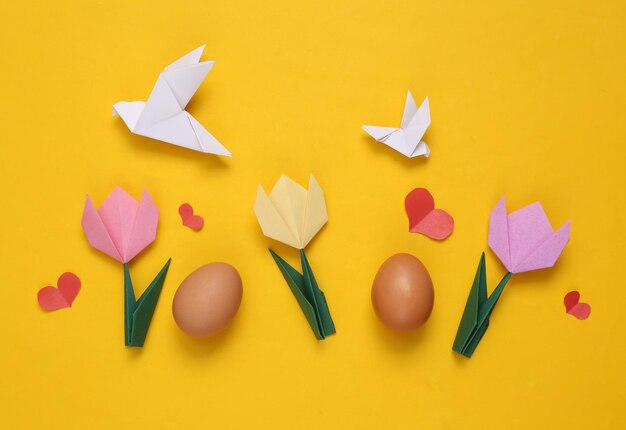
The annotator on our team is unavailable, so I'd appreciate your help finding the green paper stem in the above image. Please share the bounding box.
[270,249,323,339]
[452,253,486,355]
[300,249,336,338]
[463,271,512,357]
[452,253,513,358]
[123,259,171,347]
[123,263,135,346]
[269,248,335,340]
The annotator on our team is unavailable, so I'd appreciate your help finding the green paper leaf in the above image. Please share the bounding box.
[124,259,171,347]
[462,271,512,356]
[452,253,513,358]
[270,249,324,339]
[462,319,489,357]
[300,249,336,338]
[123,263,135,346]
[452,253,486,354]
[269,249,336,340]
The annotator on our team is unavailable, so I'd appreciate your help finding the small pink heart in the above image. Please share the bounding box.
[37,272,81,311]
[179,203,204,231]
[564,291,591,320]
[405,188,454,240]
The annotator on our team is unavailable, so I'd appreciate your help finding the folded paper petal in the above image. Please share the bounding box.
[302,175,328,248]
[507,202,554,267]
[97,187,139,261]
[125,189,159,262]
[254,185,300,249]
[254,175,328,249]
[488,197,570,274]
[512,222,570,273]
[81,196,123,262]
[81,187,159,263]
[269,175,307,244]
[487,197,511,271]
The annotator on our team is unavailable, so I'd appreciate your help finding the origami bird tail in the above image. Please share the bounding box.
[123,258,171,347]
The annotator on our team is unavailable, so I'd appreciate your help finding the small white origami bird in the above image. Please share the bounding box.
[362,91,431,158]
[113,46,231,156]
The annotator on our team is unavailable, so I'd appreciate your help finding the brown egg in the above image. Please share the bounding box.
[172,263,243,338]
[371,253,434,331]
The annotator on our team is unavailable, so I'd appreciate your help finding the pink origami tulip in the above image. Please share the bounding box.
[81,187,159,263]
[81,186,169,348]
[453,196,571,358]
[488,197,570,273]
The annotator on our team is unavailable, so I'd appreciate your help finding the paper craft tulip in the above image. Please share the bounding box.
[81,187,171,347]
[487,198,571,273]
[254,174,335,340]
[453,197,570,357]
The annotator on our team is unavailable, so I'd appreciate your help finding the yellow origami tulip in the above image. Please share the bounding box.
[254,174,328,250]
[253,174,335,340]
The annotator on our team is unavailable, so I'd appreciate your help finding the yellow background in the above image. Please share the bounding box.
[1,0,624,428]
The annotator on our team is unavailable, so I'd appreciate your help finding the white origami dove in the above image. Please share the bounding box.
[362,91,431,158]
[113,46,231,156]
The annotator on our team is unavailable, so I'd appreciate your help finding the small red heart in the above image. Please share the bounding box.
[405,188,454,240]
[179,203,204,231]
[564,291,591,320]
[37,272,81,311]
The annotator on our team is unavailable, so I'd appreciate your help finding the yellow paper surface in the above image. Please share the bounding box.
[268,174,308,246]
[302,174,328,247]
[254,184,301,248]
[1,0,625,428]
[255,174,328,249]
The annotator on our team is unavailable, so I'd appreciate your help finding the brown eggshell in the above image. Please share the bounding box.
[173,263,243,338]
[371,253,434,331]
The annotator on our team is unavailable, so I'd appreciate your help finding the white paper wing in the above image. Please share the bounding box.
[380,130,413,156]
[135,111,202,151]
[163,61,214,110]
[165,46,205,71]
[405,96,430,138]
[362,125,398,142]
[400,91,418,129]
[133,75,182,131]
[186,113,231,156]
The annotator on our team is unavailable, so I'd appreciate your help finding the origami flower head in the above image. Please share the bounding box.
[81,187,159,263]
[254,174,328,249]
[488,197,570,274]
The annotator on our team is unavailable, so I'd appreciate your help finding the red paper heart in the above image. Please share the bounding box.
[37,272,81,311]
[564,291,591,320]
[179,203,204,231]
[405,188,454,240]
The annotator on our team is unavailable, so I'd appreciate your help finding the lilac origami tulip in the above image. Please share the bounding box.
[453,197,571,358]
[81,187,159,263]
[81,187,170,348]
[488,197,570,274]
